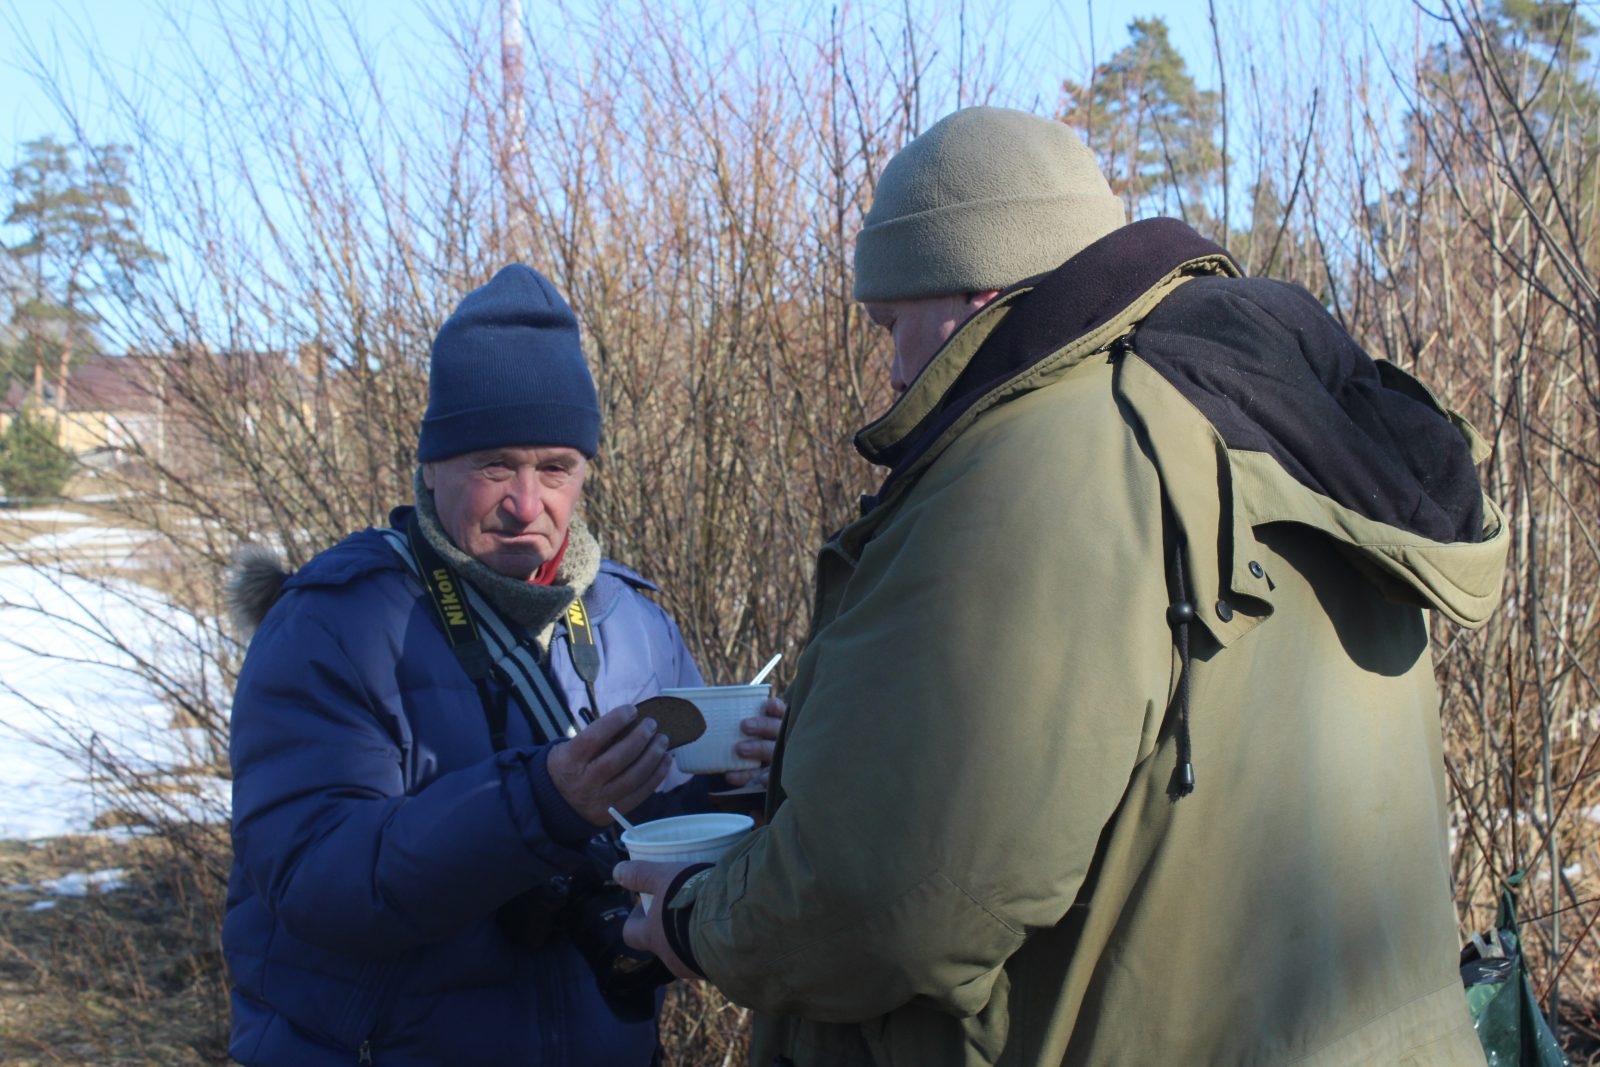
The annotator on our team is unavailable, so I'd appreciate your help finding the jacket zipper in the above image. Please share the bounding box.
[352,950,409,1066]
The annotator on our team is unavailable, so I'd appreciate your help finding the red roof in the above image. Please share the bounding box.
[60,356,161,413]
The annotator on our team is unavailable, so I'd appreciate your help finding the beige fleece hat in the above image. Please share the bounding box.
[853,107,1127,302]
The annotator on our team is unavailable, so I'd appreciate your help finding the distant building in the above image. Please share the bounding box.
[0,350,317,466]
[1,355,161,458]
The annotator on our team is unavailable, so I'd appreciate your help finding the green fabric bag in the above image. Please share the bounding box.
[1460,872,1569,1067]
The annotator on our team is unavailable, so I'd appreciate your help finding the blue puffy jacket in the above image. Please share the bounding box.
[224,510,707,1066]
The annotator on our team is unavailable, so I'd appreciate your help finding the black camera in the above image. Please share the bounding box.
[498,857,673,1022]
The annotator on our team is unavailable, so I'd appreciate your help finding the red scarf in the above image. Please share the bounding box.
[529,533,569,586]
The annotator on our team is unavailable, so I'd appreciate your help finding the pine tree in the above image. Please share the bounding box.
[4,137,162,418]
[0,405,75,500]
[1060,18,1222,225]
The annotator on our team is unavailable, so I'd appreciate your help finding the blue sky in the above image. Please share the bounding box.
[2,0,1396,351]
[4,0,1439,347]
[2,0,408,150]
[1,0,1242,159]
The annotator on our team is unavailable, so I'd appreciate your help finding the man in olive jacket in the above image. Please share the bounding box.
[619,107,1507,1066]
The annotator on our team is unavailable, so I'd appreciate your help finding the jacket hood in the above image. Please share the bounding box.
[223,532,404,639]
[1125,274,1506,630]
[1134,277,1483,544]
[225,543,295,639]
[853,216,1505,630]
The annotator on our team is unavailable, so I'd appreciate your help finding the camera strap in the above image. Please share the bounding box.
[562,594,603,725]
[381,517,582,748]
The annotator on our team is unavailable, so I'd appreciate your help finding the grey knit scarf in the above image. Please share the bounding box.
[412,468,601,649]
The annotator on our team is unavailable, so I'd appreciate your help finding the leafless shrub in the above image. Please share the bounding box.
[1345,0,1600,1032]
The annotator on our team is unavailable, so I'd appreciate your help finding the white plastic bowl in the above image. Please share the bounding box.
[619,812,755,910]
[662,684,770,774]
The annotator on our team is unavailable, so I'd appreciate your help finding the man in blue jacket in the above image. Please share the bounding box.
[222,264,779,1066]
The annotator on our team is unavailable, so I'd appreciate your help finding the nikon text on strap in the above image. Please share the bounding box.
[563,593,602,722]
[382,517,584,747]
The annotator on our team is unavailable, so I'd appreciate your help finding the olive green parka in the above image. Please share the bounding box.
[675,220,1506,1066]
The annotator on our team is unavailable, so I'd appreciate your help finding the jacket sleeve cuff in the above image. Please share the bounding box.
[663,862,714,979]
[525,744,599,848]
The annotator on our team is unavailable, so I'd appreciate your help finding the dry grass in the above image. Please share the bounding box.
[0,835,229,1067]
[661,982,751,1066]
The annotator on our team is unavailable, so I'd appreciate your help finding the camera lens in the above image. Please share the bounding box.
[497,858,672,1020]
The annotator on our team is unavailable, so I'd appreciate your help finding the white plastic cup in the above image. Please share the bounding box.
[661,684,770,774]
[619,812,754,910]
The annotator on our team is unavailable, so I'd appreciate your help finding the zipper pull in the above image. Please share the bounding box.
[358,1039,373,1065]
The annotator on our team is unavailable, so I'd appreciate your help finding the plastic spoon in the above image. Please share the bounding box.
[749,652,782,686]
[608,806,637,833]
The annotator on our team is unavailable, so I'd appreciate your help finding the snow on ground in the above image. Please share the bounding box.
[44,867,130,894]
[7,527,161,570]
[0,562,229,840]
[6,868,131,899]
[21,526,155,553]
[1,509,93,524]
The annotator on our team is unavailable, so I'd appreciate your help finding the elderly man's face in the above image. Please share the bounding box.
[864,290,1001,394]
[423,445,588,580]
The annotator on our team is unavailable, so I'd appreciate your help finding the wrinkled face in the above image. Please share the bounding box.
[422,445,588,580]
[863,291,1001,394]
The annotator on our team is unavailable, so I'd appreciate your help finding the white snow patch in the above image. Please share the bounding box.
[41,868,129,896]
[27,900,56,912]
[0,563,230,839]
[21,527,154,551]
[1,510,92,524]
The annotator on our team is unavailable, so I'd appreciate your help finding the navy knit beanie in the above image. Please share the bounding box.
[417,264,600,461]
